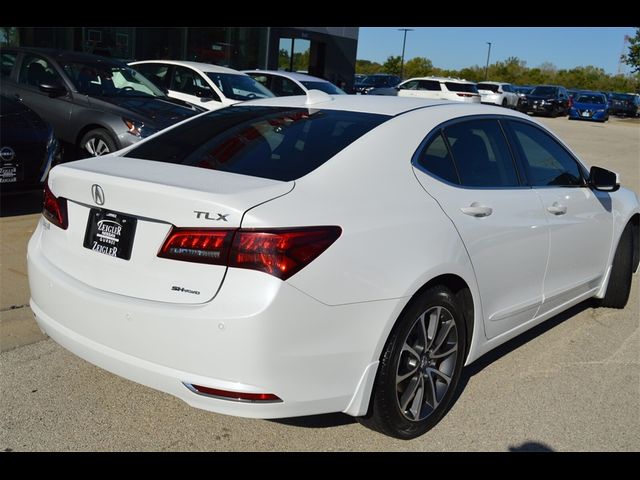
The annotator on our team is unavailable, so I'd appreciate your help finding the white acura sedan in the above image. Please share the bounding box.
[28,93,639,439]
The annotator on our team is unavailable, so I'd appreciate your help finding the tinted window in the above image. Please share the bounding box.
[417,80,441,91]
[399,80,419,90]
[509,121,583,187]
[172,66,217,99]
[445,82,478,93]
[18,55,62,87]
[1,52,16,78]
[502,84,512,93]
[530,86,558,96]
[417,133,459,184]
[125,106,389,181]
[269,76,305,96]
[575,94,605,104]
[477,83,499,93]
[444,119,519,187]
[133,63,170,89]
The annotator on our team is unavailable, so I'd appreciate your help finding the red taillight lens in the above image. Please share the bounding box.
[158,226,342,280]
[42,183,68,230]
[158,229,234,265]
[229,227,342,280]
[186,384,281,402]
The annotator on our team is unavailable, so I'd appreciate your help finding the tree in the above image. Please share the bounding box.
[382,56,402,76]
[623,28,640,73]
[356,59,382,75]
[403,57,433,79]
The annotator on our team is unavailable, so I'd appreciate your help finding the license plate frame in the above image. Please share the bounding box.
[83,208,137,260]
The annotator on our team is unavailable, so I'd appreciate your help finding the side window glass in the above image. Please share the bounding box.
[509,121,583,187]
[417,132,459,184]
[418,80,440,91]
[172,66,216,99]
[399,80,418,90]
[444,119,519,188]
[282,78,305,95]
[250,74,269,88]
[134,63,169,89]
[18,55,61,87]
[1,52,16,78]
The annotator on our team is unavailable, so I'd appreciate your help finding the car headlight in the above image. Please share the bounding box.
[123,118,158,138]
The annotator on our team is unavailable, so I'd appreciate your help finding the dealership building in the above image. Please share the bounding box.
[3,27,359,90]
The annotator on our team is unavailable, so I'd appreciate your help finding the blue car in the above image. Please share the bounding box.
[568,92,609,122]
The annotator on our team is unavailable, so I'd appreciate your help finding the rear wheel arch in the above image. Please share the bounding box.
[630,214,639,273]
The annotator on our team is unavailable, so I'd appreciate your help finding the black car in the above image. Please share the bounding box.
[353,74,402,94]
[518,85,571,117]
[0,47,204,158]
[0,94,61,194]
[608,93,640,117]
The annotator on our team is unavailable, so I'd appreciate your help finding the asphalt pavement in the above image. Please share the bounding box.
[1,115,638,451]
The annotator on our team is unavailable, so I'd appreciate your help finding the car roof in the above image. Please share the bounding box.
[129,60,245,75]
[238,93,485,116]
[243,70,332,83]
[4,46,126,64]
[477,81,509,85]
[409,76,476,84]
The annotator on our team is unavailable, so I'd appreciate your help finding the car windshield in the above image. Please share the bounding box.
[576,94,605,104]
[300,81,346,95]
[445,82,478,93]
[205,73,274,101]
[361,76,393,87]
[530,86,558,96]
[61,61,165,98]
[124,106,389,181]
[476,83,500,93]
[610,93,634,101]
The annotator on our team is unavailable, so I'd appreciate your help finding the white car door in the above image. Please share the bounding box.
[506,120,613,315]
[412,118,549,339]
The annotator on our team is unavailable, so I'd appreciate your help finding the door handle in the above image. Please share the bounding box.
[547,203,567,215]
[460,204,493,217]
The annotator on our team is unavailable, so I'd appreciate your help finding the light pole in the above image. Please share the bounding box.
[484,42,492,80]
[398,28,414,79]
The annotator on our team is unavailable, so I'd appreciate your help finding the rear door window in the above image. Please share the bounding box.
[416,133,459,184]
[443,119,519,187]
[417,80,441,91]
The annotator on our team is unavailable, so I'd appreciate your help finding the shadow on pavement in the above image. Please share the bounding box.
[509,441,555,452]
[270,412,356,429]
[1,190,44,218]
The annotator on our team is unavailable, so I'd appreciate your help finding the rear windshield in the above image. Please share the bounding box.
[476,83,499,93]
[124,106,389,181]
[445,82,478,93]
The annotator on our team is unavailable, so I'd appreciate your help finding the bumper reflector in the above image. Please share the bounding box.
[184,383,282,403]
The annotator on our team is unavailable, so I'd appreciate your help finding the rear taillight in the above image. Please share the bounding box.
[42,183,68,230]
[158,226,342,280]
[185,383,281,403]
[158,229,233,265]
[456,93,477,97]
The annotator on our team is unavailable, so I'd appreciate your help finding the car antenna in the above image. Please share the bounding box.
[305,89,333,106]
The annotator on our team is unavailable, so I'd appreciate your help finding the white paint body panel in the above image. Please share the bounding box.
[28,96,640,419]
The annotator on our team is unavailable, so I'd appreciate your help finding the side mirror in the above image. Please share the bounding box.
[589,166,620,192]
[39,81,67,98]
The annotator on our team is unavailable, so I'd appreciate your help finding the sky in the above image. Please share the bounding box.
[356,27,636,75]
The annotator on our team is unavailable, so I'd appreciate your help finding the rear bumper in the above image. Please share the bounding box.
[28,221,399,418]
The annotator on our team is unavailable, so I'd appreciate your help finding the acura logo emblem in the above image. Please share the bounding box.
[91,184,105,206]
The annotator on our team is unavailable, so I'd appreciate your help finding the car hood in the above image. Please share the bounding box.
[87,96,202,129]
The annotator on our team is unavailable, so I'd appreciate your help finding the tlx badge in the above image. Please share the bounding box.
[194,211,229,222]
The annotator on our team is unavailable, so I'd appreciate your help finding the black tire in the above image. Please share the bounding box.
[79,128,117,158]
[596,224,633,308]
[357,286,466,439]
[501,99,508,108]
